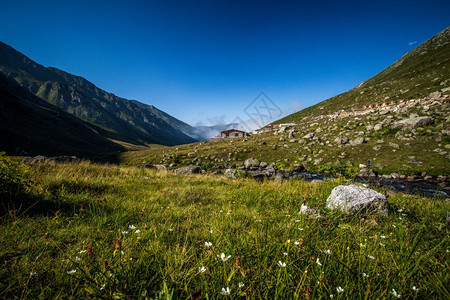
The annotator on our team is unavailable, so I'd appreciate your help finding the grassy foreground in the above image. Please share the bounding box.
[0,160,449,299]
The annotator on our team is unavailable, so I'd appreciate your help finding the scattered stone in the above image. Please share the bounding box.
[244,158,260,169]
[326,185,388,215]
[224,169,238,179]
[350,137,366,145]
[393,116,434,128]
[174,165,200,174]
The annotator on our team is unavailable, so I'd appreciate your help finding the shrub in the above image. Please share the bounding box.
[0,152,30,197]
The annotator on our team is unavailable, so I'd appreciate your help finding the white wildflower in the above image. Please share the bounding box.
[30,272,36,276]
[368,255,375,260]
[220,287,230,295]
[135,229,141,234]
[391,289,401,298]
[298,227,304,231]
[128,225,136,230]
[336,286,344,293]
[283,252,288,256]
[294,241,300,245]
[204,241,212,247]
[168,228,174,232]
[412,286,419,292]
[316,257,322,266]
[277,261,286,268]
[238,282,245,288]
[100,284,105,290]
[220,253,231,262]
[380,235,386,239]
[362,273,369,278]
[75,256,80,261]
[67,269,77,275]
[324,249,331,254]
[121,231,128,235]
[198,266,206,273]
[78,250,86,254]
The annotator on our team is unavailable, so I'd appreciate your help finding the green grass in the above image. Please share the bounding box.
[1,161,448,299]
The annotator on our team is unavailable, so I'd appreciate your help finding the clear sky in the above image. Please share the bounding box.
[1,0,449,127]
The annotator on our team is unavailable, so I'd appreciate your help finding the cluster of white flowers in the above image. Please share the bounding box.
[391,289,401,298]
[220,253,231,262]
[198,266,206,273]
[336,286,344,293]
[316,257,322,266]
[67,269,77,275]
[220,287,230,295]
[277,261,286,268]
[204,241,212,247]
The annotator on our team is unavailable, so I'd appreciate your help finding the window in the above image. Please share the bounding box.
[235,133,239,137]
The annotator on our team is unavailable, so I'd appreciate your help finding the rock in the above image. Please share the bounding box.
[357,168,378,178]
[303,132,315,139]
[374,123,383,131]
[350,137,365,145]
[366,125,374,131]
[259,161,268,168]
[299,204,317,215]
[326,185,388,215]
[154,164,167,171]
[244,158,260,169]
[389,142,400,149]
[174,165,200,174]
[393,116,434,128]
[292,164,306,172]
[188,152,196,157]
[334,136,349,145]
[274,173,287,183]
[373,145,382,151]
[224,168,238,179]
[427,91,442,99]
[22,155,80,164]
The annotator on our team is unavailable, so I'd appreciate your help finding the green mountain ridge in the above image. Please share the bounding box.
[276,27,450,124]
[0,41,197,147]
[0,72,125,157]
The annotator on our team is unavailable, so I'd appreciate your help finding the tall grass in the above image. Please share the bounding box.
[0,161,448,299]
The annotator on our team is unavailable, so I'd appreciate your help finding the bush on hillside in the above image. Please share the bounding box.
[0,152,30,197]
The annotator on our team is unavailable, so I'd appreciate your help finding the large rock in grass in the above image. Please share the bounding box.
[393,116,434,128]
[174,165,200,174]
[326,185,388,215]
[244,158,260,169]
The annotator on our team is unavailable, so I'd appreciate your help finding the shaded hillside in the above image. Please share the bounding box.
[276,27,450,124]
[0,42,197,146]
[0,72,124,157]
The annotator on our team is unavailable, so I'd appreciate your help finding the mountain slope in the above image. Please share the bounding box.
[276,27,450,124]
[120,28,450,177]
[0,72,124,157]
[0,41,197,146]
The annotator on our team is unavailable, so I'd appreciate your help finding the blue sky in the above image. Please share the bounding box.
[1,0,449,127]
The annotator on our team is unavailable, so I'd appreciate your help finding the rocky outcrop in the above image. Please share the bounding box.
[22,155,80,164]
[244,158,260,169]
[174,165,200,174]
[326,185,388,215]
[393,116,434,128]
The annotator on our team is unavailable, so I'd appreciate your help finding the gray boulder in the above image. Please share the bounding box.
[244,157,260,169]
[350,137,366,145]
[174,165,200,174]
[326,185,388,215]
[334,136,349,145]
[393,116,434,128]
[224,168,238,179]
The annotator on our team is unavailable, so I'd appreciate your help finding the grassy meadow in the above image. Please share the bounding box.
[0,157,449,299]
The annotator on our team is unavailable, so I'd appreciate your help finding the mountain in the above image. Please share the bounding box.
[0,41,197,147]
[0,72,124,157]
[121,27,450,177]
[276,27,450,124]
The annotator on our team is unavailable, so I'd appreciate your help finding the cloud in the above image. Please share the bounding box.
[408,41,417,46]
